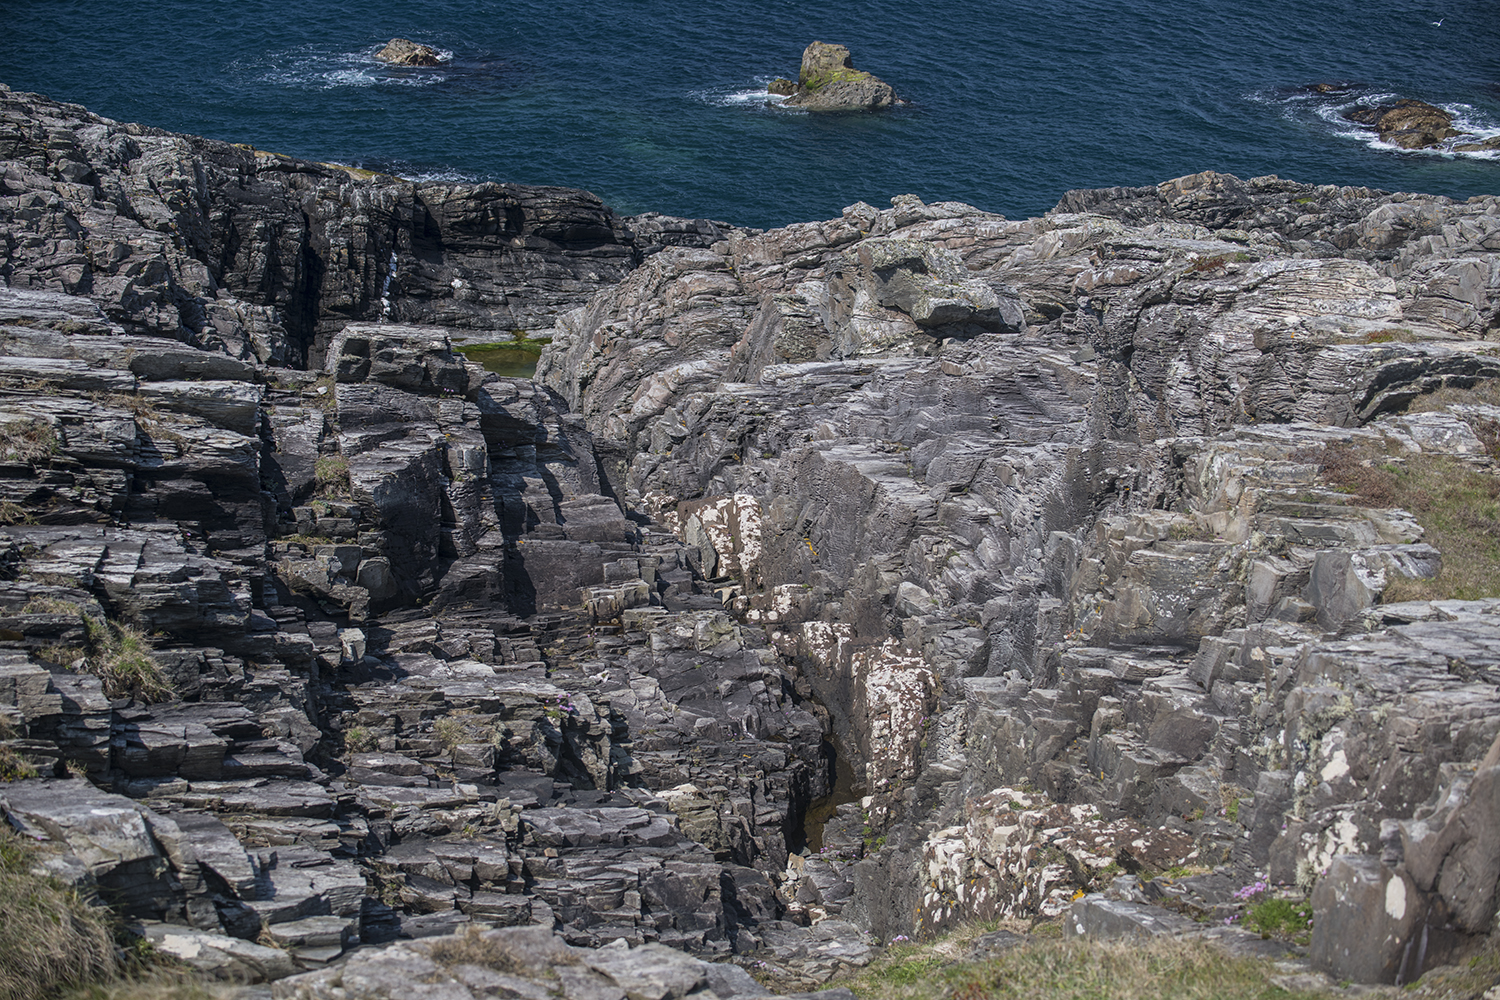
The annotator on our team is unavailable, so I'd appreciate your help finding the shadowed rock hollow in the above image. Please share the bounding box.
[3,82,1500,996]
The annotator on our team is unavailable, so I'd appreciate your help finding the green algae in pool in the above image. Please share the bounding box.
[457,341,547,378]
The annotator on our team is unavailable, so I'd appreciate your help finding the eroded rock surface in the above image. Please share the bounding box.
[536,170,1500,982]
[3,87,1500,993]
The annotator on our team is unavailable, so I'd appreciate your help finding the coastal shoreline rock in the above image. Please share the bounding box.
[1343,98,1458,150]
[3,83,1500,996]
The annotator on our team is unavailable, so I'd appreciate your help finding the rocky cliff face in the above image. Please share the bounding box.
[0,84,732,371]
[536,173,1500,983]
[2,83,1500,996]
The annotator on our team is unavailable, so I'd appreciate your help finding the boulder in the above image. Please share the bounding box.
[1343,99,1457,150]
[1309,855,1426,984]
[374,38,443,67]
[776,42,900,111]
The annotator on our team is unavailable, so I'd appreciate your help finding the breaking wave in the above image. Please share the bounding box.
[252,45,453,90]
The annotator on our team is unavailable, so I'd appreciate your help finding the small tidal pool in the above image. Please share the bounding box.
[457,340,547,378]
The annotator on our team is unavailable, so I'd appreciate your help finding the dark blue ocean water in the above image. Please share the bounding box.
[4,1,1498,229]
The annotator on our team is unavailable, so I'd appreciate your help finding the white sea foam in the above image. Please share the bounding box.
[400,169,485,184]
[257,47,449,91]
[1265,88,1500,160]
[721,88,786,106]
[695,78,791,108]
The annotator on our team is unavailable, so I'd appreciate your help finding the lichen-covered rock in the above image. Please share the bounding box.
[776,42,900,111]
[8,83,1500,991]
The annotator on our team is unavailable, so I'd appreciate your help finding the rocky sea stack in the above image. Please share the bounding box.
[769,42,901,111]
[3,82,1500,998]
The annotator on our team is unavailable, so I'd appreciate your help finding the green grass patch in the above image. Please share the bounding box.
[843,929,1335,1000]
[1243,897,1313,945]
[314,455,351,499]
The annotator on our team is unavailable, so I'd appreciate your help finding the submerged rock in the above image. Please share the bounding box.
[374,38,444,66]
[1343,98,1458,150]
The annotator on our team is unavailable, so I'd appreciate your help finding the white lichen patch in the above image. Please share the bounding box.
[913,785,1195,937]
[678,493,764,586]
[797,621,856,676]
[1385,872,1407,920]
[1320,747,1350,783]
[745,583,803,623]
[858,640,935,788]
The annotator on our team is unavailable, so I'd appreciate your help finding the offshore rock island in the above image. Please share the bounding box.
[1,81,1499,998]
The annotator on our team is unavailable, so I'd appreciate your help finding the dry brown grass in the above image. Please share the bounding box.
[1311,442,1500,602]
[1405,380,1500,415]
[0,715,37,782]
[429,927,528,974]
[21,597,80,615]
[426,926,575,977]
[59,970,231,1000]
[0,418,59,466]
[0,827,119,1000]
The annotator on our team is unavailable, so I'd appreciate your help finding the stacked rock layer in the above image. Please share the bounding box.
[2,82,1500,993]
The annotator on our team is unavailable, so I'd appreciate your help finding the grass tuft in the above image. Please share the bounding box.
[0,715,37,782]
[0,418,60,466]
[21,596,80,615]
[0,826,119,1000]
[426,926,572,975]
[0,501,32,525]
[1311,443,1500,601]
[82,617,174,703]
[314,455,351,498]
[1242,897,1313,944]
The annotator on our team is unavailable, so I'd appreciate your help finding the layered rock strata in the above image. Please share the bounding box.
[0,84,734,371]
[2,81,1500,996]
[539,171,1500,984]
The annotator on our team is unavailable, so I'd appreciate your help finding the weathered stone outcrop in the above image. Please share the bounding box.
[0,84,736,370]
[5,84,1500,994]
[0,271,837,975]
[774,43,901,112]
[536,174,1500,983]
[1343,99,1457,151]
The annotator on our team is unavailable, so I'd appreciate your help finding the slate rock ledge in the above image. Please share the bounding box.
[2,82,1500,997]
